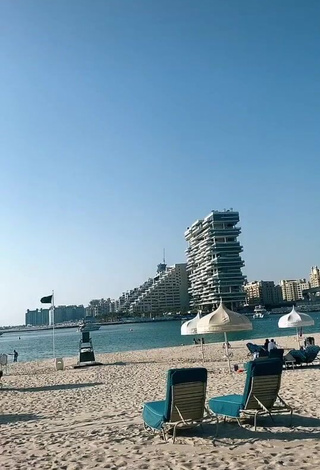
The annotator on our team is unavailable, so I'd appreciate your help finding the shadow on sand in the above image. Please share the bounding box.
[75,361,157,367]
[105,360,157,366]
[0,413,40,424]
[285,364,320,371]
[178,414,320,444]
[4,382,104,393]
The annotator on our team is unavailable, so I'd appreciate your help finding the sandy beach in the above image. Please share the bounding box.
[1,334,320,469]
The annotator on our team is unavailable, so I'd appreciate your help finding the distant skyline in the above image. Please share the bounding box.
[1,1,320,325]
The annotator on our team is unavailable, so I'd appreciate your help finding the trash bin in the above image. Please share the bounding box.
[55,358,64,371]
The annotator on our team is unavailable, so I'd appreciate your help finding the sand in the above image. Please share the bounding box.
[1,333,320,469]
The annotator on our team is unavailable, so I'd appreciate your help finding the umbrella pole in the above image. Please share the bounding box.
[200,339,205,364]
[296,327,302,348]
[224,332,231,374]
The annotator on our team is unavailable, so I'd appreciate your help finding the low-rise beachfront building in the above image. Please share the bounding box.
[25,308,50,326]
[185,210,246,311]
[280,279,310,302]
[86,298,117,317]
[244,280,283,306]
[53,305,86,323]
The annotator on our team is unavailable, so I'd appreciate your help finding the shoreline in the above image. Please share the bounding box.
[7,331,320,368]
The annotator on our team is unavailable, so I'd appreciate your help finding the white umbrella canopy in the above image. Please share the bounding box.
[197,301,253,334]
[278,306,314,345]
[197,301,253,372]
[181,312,201,335]
[181,312,205,362]
[278,306,314,328]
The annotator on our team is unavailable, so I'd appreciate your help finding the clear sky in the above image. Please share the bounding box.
[0,1,319,325]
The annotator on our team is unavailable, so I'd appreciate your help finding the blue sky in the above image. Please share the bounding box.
[0,1,319,325]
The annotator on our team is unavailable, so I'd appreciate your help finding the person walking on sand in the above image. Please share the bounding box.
[13,349,18,362]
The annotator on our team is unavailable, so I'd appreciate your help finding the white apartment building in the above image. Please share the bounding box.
[244,281,260,304]
[280,279,310,302]
[128,263,189,314]
[185,210,246,311]
[86,298,117,317]
[117,279,154,313]
[245,280,283,306]
[310,266,320,288]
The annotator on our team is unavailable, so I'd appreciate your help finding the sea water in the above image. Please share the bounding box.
[1,313,320,363]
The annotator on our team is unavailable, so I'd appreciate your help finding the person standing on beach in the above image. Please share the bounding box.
[13,350,18,362]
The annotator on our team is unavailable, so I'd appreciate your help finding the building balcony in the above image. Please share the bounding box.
[211,241,241,249]
[211,271,245,277]
[210,283,246,290]
[212,258,245,267]
[210,278,246,284]
[211,278,246,284]
[211,212,240,223]
[209,228,241,237]
[212,295,246,304]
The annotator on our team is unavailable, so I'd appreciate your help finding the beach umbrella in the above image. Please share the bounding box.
[196,301,253,372]
[278,306,314,345]
[181,312,201,335]
[181,312,205,361]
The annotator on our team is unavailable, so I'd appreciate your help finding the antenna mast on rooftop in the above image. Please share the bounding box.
[157,248,167,273]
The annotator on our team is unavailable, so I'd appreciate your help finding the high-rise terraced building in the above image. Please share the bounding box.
[185,210,246,311]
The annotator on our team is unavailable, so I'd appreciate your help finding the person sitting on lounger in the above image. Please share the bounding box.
[263,339,270,351]
[268,339,277,352]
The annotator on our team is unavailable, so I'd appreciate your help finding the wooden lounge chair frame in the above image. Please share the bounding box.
[210,359,294,442]
[239,373,293,430]
[214,373,293,435]
[144,380,215,443]
[164,381,214,442]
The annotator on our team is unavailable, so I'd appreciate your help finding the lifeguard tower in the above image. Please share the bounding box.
[74,331,102,368]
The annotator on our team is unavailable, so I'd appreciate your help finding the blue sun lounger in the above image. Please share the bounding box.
[246,342,268,357]
[287,345,320,366]
[304,345,320,364]
[208,358,292,432]
[142,367,214,442]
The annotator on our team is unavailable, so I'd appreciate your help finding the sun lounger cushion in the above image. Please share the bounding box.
[288,349,306,365]
[143,400,166,430]
[304,346,320,364]
[209,394,244,418]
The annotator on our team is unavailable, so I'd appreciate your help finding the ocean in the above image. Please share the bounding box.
[1,313,320,363]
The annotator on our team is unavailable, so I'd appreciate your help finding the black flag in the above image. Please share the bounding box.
[41,295,53,304]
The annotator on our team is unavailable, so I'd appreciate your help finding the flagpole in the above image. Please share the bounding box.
[52,290,55,358]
